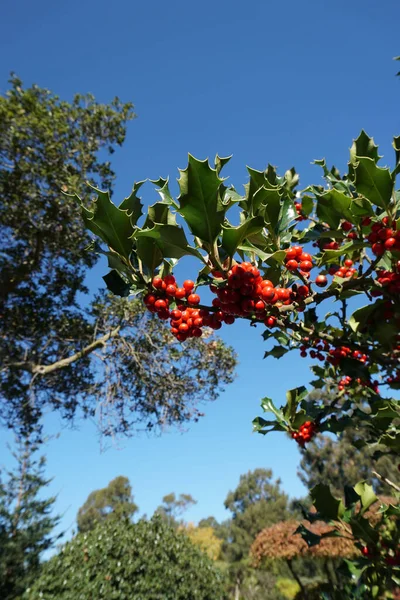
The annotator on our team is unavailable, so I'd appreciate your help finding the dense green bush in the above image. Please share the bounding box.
[24,516,225,599]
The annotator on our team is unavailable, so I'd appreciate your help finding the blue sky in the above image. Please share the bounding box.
[1,0,399,543]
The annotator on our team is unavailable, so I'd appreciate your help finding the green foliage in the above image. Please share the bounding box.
[0,74,237,438]
[298,428,400,497]
[77,476,138,533]
[0,437,60,600]
[24,516,225,600]
[78,101,400,597]
[155,492,197,528]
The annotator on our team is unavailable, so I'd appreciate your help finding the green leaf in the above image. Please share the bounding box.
[284,386,307,421]
[277,197,296,233]
[260,396,285,423]
[310,483,344,520]
[221,216,264,257]
[151,177,179,208]
[349,515,379,546]
[118,181,145,225]
[103,270,131,297]
[353,482,377,515]
[214,154,232,175]
[145,202,177,227]
[135,224,203,260]
[316,189,354,226]
[135,237,163,272]
[294,524,321,548]
[350,130,382,165]
[353,157,394,210]
[301,195,314,216]
[348,304,377,332]
[319,241,357,266]
[378,431,400,452]
[263,345,288,359]
[177,155,226,245]
[78,186,135,260]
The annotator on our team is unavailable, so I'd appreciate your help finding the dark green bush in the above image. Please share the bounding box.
[24,516,225,600]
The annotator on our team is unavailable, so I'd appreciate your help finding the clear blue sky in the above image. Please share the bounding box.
[1,0,399,543]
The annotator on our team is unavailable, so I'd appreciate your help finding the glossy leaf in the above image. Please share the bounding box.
[177,155,226,245]
[353,157,394,210]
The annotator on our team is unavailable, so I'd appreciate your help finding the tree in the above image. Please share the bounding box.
[0,75,237,438]
[298,429,400,497]
[223,469,289,564]
[0,436,60,600]
[24,516,225,600]
[155,492,197,527]
[184,524,223,560]
[220,469,289,599]
[77,475,138,533]
[78,121,400,596]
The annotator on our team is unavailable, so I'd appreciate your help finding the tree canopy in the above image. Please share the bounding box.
[0,436,60,600]
[24,516,225,600]
[0,75,237,439]
[77,475,138,533]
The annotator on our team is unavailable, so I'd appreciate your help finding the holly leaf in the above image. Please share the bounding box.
[215,154,232,175]
[135,224,203,260]
[119,180,145,225]
[264,345,288,359]
[310,483,344,520]
[277,197,297,233]
[348,304,377,332]
[145,202,177,227]
[316,189,354,227]
[151,177,179,208]
[103,270,131,297]
[177,155,226,245]
[78,186,135,260]
[260,396,285,423]
[353,482,377,515]
[350,130,382,166]
[284,386,307,421]
[135,237,163,273]
[294,524,321,548]
[221,216,264,257]
[353,157,394,210]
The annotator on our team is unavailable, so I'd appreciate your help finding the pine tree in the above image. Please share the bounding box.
[0,436,60,600]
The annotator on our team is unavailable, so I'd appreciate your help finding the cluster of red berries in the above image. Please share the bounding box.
[299,337,329,361]
[366,217,400,256]
[328,259,357,280]
[374,268,400,296]
[291,421,317,446]
[338,375,379,394]
[210,260,310,326]
[143,275,204,341]
[299,339,368,368]
[327,345,368,367]
[284,246,314,277]
[294,202,306,221]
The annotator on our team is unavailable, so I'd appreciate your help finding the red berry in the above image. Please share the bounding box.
[286,259,299,271]
[163,274,176,285]
[264,316,277,327]
[144,293,156,305]
[183,279,195,291]
[315,275,327,287]
[299,260,313,272]
[154,299,167,310]
[285,248,298,260]
[175,287,187,299]
[344,259,353,267]
[297,285,309,298]
[341,221,353,231]
[171,309,182,320]
[166,284,177,296]
[152,277,164,289]
[187,293,200,305]
[384,237,396,249]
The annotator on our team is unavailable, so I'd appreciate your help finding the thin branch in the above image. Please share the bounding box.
[5,326,121,376]
[372,470,400,493]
